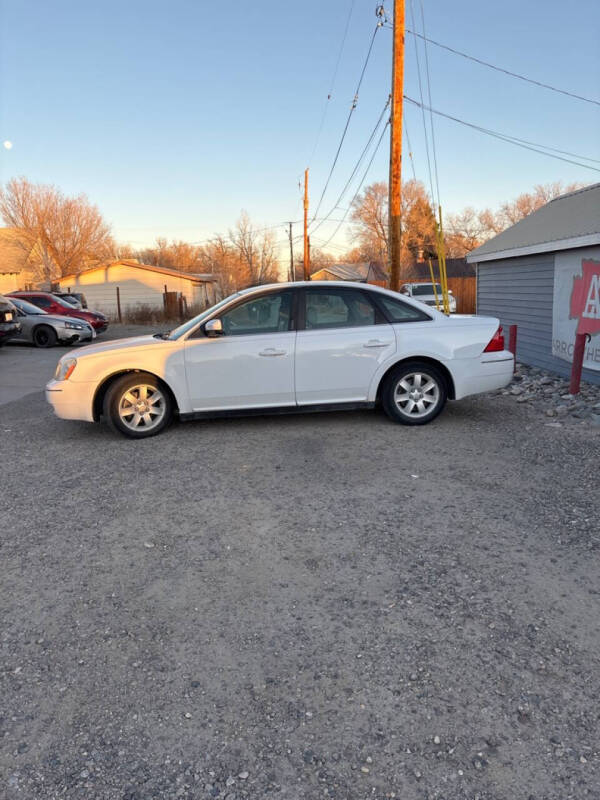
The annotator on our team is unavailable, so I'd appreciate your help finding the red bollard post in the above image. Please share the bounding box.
[508,324,518,372]
[569,332,589,395]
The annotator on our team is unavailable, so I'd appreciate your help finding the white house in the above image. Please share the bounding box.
[59,260,219,316]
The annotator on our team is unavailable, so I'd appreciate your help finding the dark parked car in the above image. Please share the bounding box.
[53,291,88,309]
[8,291,108,333]
[0,295,21,346]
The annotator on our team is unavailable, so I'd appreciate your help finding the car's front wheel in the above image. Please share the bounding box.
[103,372,174,438]
[382,361,447,425]
[33,325,57,348]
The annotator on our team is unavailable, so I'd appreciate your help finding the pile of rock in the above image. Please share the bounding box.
[499,362,600,424]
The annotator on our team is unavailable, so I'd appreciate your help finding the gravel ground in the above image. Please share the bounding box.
[501,363,600,425]
[1,360,600,799]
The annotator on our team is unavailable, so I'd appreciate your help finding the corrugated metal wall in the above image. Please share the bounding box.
[476,253,600,385]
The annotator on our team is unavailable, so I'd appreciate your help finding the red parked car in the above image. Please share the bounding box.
[8,292,108,333]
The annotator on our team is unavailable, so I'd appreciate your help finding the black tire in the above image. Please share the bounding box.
[103,372,174,439]
[381,361,448,426]
[33,325,58,348]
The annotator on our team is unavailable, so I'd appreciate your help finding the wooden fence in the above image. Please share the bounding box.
[446,277,476,314]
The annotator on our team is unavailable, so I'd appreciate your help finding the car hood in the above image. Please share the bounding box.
[73,334,167,357]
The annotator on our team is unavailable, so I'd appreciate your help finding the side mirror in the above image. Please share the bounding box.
[204,318,223,337]
[400,288,409,295]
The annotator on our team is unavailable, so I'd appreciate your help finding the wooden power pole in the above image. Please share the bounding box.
[288,221,295,281]
[303,168,310,280]
[389,0,405,291]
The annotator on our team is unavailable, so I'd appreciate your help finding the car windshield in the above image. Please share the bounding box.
[11,297,47,315]
[58,295,78,305]
[412,284,442,296]
[166,293,240,340]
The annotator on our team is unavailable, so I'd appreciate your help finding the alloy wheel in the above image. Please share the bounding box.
[393,372,440,418]
[118,384,166,432]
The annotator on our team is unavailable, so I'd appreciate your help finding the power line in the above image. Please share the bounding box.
[310,95,390,236]
[319,119,391,250]
[403,111,417,180]
[311,21,383,224]
[385,24,600,107]
[417,0,441,209]
[407,0,435,206]
[404,96,600,172]
[307,0,357,166]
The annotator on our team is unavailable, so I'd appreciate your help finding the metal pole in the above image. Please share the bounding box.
[569,332,590,395]
[508,324,518,373]
[389,0,405,291]
[116,286,122,323]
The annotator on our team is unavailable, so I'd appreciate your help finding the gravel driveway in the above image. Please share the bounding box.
[1,339,599,799]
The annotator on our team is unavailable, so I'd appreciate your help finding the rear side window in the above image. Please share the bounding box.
[30,295,52,309]
[305,289,379,329]
[377,294,431,323]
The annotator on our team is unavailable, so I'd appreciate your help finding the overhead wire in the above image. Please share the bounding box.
[319,118,391,250]
[309,95,391,237]
[403,28,600,107]
[418,0,441,209]
[382,22,600,107]
[403,96,600,172]
[407,0,435,207]
[403,111,417,180]
[307,0,357,167]
[310,21,383,225]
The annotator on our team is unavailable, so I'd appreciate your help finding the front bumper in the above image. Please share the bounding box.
[0,322,21,340]
[45,378,96,422]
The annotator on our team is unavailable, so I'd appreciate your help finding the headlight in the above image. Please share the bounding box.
[65,322,84,330]
[54,358,77,381]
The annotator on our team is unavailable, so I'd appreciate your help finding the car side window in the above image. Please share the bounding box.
[31,296,52,309]
[304,289,378,330]
[219,291,293,336]
[377,294,431,323]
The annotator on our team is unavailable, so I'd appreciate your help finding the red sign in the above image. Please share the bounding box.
[570,259,600,336]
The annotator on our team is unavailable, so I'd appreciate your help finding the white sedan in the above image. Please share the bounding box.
[46,281,514,438]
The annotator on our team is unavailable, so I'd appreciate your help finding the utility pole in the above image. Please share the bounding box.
[389,0,404,291]
[288,222,295,281]
[303,168,310,280]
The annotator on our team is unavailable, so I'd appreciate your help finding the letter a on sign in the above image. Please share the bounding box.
[570,260,600,336]
[584,275,600,319]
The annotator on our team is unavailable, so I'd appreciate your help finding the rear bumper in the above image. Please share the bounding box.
[454,351,514,400]
[45,379,95,422]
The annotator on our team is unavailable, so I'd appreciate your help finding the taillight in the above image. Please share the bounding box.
[484,326,505,352]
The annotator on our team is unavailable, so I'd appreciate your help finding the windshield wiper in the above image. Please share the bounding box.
[153,331,171,340]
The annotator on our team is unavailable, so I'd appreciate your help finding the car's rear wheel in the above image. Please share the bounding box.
[382,361,447,425]
[103,372,173,438]
[33,325,57,348]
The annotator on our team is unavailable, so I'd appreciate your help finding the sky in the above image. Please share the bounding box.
[1,0,599,261]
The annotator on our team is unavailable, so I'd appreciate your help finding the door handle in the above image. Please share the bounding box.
[259,348,287,357]
[363,340,390,348]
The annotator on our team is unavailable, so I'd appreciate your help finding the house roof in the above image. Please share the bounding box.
[61,260,217,283]
[467,182,600,263]
[311,261,389,282]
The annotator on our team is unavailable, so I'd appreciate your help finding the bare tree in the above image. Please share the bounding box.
[445,181,586,256]
[349,179,436,273]
[228,211,279,286]
[0,177,114,282]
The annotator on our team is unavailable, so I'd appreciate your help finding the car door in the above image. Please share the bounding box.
[184,288,296,411]
[295,286,396,405]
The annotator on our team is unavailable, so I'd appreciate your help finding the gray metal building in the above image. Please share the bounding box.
[467,183,600,386]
